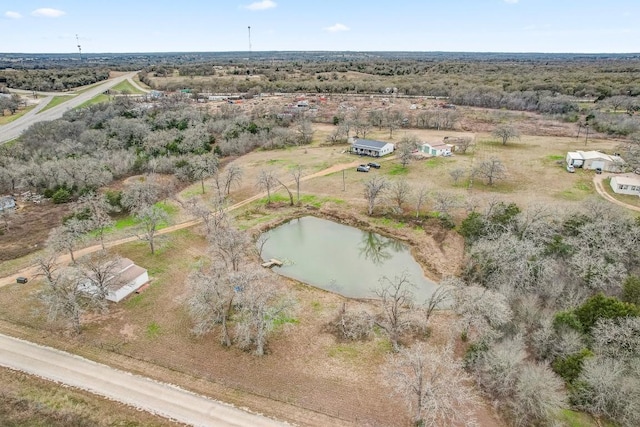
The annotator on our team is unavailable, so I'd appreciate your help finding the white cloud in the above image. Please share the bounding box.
[31,8,66,18]
[504,0,519,3]
[243,0,277,11]
[324,23,350,33]
[4,11,22,19]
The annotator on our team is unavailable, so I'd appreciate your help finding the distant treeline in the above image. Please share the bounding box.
[1,68,110,92]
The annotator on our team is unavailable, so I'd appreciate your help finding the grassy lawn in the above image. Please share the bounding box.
[38,95,75,113]
[111,80,145,94]
[0,105,37,125]
[75,94,111,109]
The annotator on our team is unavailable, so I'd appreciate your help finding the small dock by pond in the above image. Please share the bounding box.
[261,259,283,268]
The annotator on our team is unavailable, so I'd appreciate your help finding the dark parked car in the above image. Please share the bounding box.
[16,277,28,284]
[595,167,602,174]
[367,162,381,169]
[357,165,370,172]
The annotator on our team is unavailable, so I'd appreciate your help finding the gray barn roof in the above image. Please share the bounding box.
[352,139,390,150]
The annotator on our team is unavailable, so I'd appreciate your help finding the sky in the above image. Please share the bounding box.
[1,0,639,54]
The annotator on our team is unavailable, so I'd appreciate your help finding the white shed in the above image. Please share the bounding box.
[610,175,640,196]
[80,258,149,303]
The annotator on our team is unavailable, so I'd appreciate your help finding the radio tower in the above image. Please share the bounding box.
[76,34,82,61]
[248,26,252,53]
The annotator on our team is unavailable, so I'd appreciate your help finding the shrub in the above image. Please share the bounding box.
[51,188,72,204]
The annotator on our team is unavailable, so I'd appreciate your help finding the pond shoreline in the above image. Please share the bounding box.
[248,202,464,285]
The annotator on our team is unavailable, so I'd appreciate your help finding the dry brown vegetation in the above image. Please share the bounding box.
[0,366,177,427]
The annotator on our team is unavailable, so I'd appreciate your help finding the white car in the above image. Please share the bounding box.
[566,164,575,173]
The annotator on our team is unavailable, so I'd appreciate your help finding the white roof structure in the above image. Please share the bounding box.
[612,175,640,186]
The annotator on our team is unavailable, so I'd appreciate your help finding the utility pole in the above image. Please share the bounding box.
[248,26,252,53]
[585,124,589,146]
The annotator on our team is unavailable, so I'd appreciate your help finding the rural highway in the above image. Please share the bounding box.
[0,333,285,427]
[0,72,138,144]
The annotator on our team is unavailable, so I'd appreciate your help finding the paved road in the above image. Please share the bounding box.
[0,72,138,144]
[593,172,640,213]
[0,334,284,427]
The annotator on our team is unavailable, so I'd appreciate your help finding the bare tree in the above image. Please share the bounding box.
[493,125,520,145]
[135,205,169,254]
[385,109,403,139]
[375,272,416,351]
[78,251,122,308]
[387,179,412,213]
[213,164,243,198]
[210,226,249,272]
[363,176,387,216]
[453,285,513,341]
[397,135,418,168]
[449,167,466,185]
[290,165,303,205]
[353,120,372,139]
[188,263,236,347]
[121,175,163,214]
[76,192,116,250]
[295,119,314,145]
[234,268,293,356]
[473,157,506,185]
[575,356,640,427]
[276,178,294,206]
[511,362,568,427]
[414,186,428,219]
[385,343,478,426]
[189,154,219,194]
[256,169,278,205]
[35,252,59,284]
[330,302,374,341]
[432,191,458,218]
[453,136,475,154]
[46,218,88,264]
[38,266,99,334]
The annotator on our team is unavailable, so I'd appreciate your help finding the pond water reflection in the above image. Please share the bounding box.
[259,216,438,301]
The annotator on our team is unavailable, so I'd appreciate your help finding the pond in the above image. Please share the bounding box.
[259,216,439,301]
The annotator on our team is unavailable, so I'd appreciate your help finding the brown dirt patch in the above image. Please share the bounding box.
[0,200,72,261]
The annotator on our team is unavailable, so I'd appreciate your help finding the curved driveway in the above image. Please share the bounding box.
[1,72,138,144]
[593,173,640,213]
[0,334,284,427]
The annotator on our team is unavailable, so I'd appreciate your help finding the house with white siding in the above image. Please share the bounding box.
[420,142,452,157]
[610,175,640,196]
[350,138,394,157]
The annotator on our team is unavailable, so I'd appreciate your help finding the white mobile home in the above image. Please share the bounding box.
[610,175,640,196]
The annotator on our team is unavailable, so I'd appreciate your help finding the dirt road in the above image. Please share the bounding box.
[0,158,367,288]
[0,333,284,427]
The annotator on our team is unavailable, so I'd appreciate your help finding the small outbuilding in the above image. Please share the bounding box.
[566,151,625,172]
[350,138,395,157]
[81,258,149,303]
[610,175,640,196]
[420,142,452,157]
[0,196,16,211]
